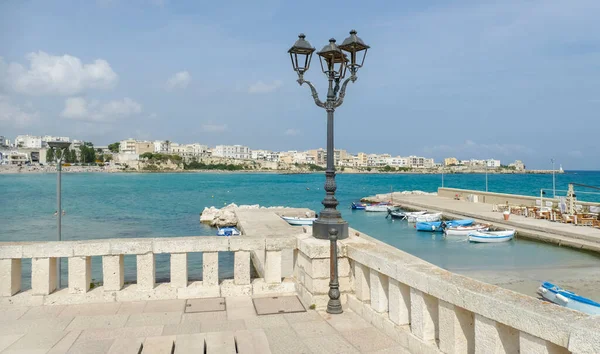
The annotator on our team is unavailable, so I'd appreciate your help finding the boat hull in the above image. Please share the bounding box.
[444,225,489,236]
[282,216,317,226]
[351,202,366,210]
[365,205,391,212]
[468,230,515,243]
[538,282,600,315]
[416,219,474,232]
[416,222,443,231]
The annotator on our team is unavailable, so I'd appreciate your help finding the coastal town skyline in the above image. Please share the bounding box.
[1,1,599,170]
[2,133,530,171]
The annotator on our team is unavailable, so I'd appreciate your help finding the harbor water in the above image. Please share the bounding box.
[1,171,599,288]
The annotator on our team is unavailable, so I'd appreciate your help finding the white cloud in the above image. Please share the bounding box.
[0,95,39,127]
[166,71,191,91]
[284,128,300,136]
[0,52,118,96]
[200,123,227,133]
[248,80,282,94]
[61,97,142,122]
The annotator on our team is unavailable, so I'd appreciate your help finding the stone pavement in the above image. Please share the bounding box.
[368,193,600,251]
[0,296,407,354]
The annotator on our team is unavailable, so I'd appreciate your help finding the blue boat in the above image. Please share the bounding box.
[217,227,241,236]
[415,219,474,232]
[351,202,366,210]
[537,282,600,315]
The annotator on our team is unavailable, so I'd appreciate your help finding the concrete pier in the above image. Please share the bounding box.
[363,190,600,252]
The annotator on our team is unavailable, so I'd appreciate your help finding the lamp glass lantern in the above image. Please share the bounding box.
[288,33,316,74]
[338,30,370,74]
[316,38,348,79]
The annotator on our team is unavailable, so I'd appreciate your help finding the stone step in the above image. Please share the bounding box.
[107,338,144,354]
[234,329,271,354]
[142,336,175,354]
[132,330,272,354]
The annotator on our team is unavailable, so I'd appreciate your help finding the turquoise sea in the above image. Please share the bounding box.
[1,171,600,287]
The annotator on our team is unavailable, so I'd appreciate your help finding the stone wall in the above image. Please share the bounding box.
[439,187,600,208]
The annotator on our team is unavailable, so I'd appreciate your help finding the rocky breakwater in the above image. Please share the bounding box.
[200,203,308,227]
[361,190,437,203]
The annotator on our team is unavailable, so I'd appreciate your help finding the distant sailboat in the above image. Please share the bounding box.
[559,164,564,173]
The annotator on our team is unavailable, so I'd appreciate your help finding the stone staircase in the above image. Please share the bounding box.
[107,329,270,353]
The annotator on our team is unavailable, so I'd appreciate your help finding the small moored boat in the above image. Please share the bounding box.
[365,203,393,212]
[217,227,241,236]
[537,282,600,315]
[351,202,366,210]
[444,224,490,236]
[415,219,474,232]
[413,212,443,222]
[389,210,426,220]
[281,216,317,226]
[468,230,515,243]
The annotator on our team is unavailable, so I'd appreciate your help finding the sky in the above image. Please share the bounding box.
[1,0,599,170]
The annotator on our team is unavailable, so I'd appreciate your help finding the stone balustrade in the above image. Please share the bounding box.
[327,231,600,354]
[0,236,296,305]
[2,225,599,353]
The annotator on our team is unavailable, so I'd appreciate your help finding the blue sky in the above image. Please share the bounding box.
[1,0,599,169]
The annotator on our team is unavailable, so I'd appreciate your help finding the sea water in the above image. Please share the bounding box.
[1,171,599,287]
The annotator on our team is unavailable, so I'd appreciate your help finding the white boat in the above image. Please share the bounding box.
[365,203,392,212]
[388,210,426,219]
[537,282,600,315]
[217,227,240,236]
[468,230,516,243]
[444,224,490,236]
[281,216,317,226]
[412,212,442,223]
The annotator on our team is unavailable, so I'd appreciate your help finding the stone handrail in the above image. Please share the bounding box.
[0,236,296,304]
[294,229,599,353]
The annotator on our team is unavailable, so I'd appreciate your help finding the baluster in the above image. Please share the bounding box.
[103,255,124,291]
[170,253,188,288]
[264,250,282,284]
[68,256,92,294]
[0,259,21,296]
[137,253,155,290]
[32,257,58,295]
[234,251,251,285]
[203,252,219,286]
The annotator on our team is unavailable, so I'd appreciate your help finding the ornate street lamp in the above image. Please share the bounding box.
[47,141,71,289]
[288,30,370,314]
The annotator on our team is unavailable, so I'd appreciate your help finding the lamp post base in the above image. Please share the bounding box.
[312,220,348,240]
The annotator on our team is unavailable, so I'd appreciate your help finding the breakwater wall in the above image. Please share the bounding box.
[438,187,600,207]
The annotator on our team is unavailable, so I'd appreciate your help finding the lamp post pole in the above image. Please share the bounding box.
[288,31,369,314]
[442,168,444,188]
[48,141,71,289]
[551,158,556,198]
[56,151,63,288]
[485,164,488,192]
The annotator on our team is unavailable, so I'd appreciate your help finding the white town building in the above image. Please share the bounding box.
[213,145,250,159]
[153,140,169,153]
[486,159,501,168]
[15,135,42,149]
[119,138,137,154]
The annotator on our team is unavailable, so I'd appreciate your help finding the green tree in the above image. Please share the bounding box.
[79,143,96,164]
[140,152,154,160]
[46,148,55,163]
[108,142,120,153]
